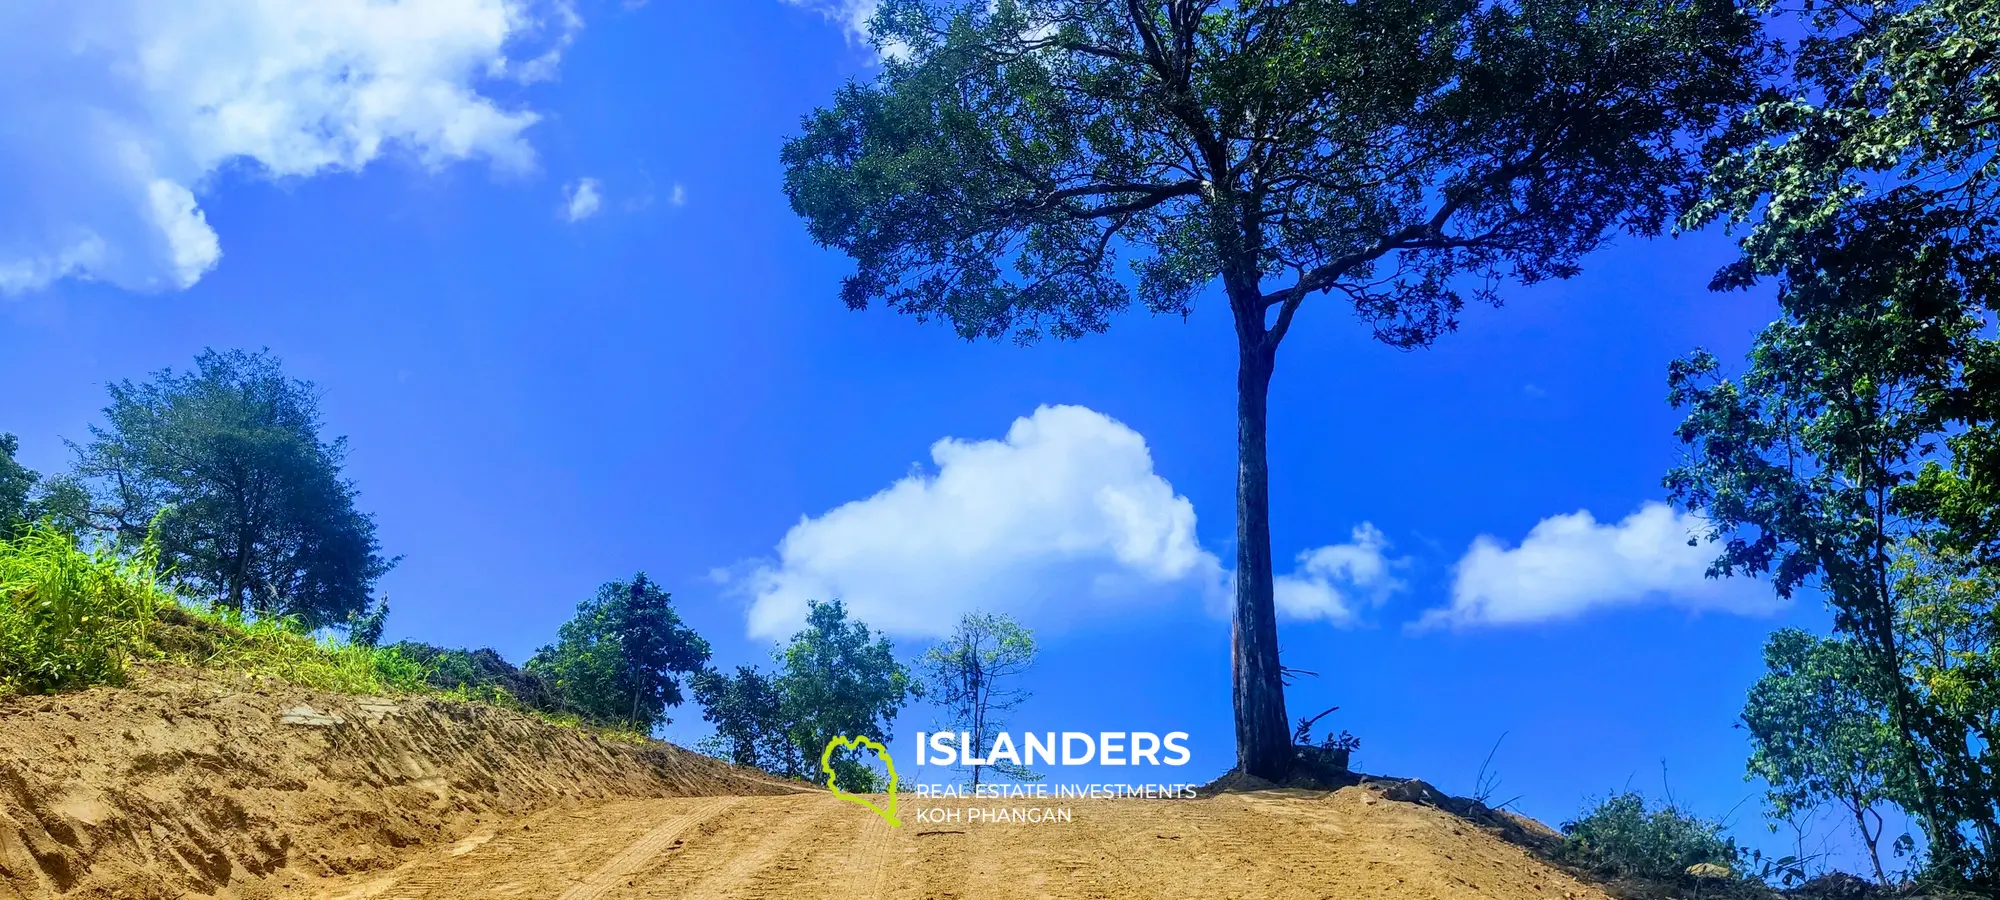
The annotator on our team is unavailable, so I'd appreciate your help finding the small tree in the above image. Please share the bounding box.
[693,599,915,790]
[22,475,92,539]
[346,596,391,650]
[921,611,1038,786]
[784,0,1765,778]
[527,573,712,732]
[776,599,915,791]
[692,664,792,771]
[68,349,392,628]
[1742,629,1904,885]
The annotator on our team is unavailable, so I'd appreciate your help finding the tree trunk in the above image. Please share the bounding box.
[226,527,252,614]
[1853,542,1966,870]
[1232,335,1291,780]
[1853,802,1888,886]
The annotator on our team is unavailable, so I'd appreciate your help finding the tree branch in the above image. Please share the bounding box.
[1010,178,1205,219]
[1258,150,1551,313]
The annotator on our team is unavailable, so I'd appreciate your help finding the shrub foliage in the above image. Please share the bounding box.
[1556,792,1743,884]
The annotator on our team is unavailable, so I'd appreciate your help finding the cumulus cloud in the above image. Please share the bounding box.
[1418,502,1780,629]
[562,177,603,222]
[1273,524,1407,624]
[0,0,578,294]
[740,405,1223,640]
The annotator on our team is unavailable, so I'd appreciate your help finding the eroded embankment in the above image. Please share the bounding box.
[0,667,799,899]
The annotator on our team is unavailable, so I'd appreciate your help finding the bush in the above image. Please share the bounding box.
[0,523,166,693]
[389,642,568,714]
[1556,792,1744,883]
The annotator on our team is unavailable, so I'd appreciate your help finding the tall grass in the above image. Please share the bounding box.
[0,522,427,697]
[0,525,645,743]
[0,524,167,693]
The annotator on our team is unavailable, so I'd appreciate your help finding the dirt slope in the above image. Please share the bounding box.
[282,787,1613,900]
[0,667,797,900]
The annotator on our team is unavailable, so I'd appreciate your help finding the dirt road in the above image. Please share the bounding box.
[0,673,1616,899]
[293,789,1612,900]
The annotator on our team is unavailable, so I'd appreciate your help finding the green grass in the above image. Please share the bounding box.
[0,525,659,748]
[0,524,657,748]
[0,523,167,693]
[0,523,425,697]
[148,603,431,696]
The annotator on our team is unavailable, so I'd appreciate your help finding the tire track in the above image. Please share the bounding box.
[779,800,900,900]
[668,796,827,898]
[289,793,1622,900]
[553,797,739,900]
[859,812,899,900]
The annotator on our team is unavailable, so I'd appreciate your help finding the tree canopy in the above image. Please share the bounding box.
[69,349,392,629]
[527,573,712,733]
[784,0,1767,778]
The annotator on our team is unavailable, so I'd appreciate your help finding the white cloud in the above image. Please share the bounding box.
[669,183,687,207]
[562,177,603,222]
[782,0,878,45]
[736,405,1422,640]
[740,405,1223,640]
[1419,502,1780,629]
[1273,524,1406,624]
[780,0,913,59]
[0,0,578,294]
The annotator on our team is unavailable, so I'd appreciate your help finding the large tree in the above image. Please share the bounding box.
[1674,0,2000,885]
[1665,283,1999,886]
[70,349,392,628]
[782,0,1765,776]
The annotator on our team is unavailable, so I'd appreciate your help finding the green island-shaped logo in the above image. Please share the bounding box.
[821,735,901,827]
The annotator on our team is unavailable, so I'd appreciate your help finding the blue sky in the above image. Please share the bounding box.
[0,0,1862,864]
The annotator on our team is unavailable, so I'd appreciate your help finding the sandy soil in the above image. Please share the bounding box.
[1,668,1616,900]
[284,788,1614,900]
[0,667,795,900]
